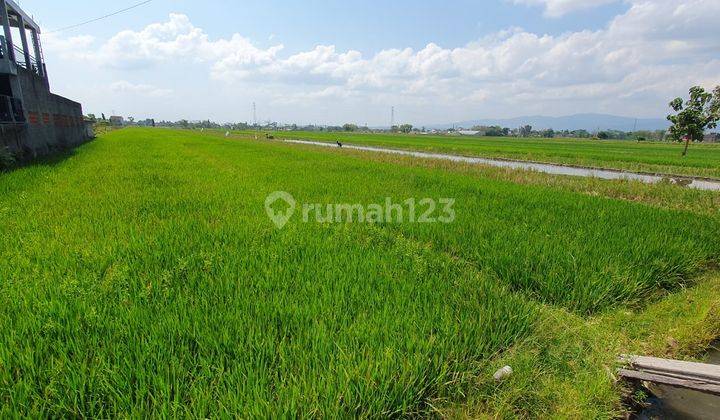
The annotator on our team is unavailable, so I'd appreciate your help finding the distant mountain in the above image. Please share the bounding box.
[432,113,670,132]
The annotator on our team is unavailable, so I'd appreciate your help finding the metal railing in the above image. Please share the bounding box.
[12,46,23,65]
[10,44,42,76]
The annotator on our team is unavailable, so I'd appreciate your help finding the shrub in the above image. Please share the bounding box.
[0,146,15,171]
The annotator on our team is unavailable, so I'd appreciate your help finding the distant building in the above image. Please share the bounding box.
[0,0,88,156]
[109,116,124,126]
[457,130,480,136]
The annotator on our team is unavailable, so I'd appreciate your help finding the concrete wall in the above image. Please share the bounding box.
[0,66,88,156]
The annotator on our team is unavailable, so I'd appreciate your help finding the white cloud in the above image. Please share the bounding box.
[512,0,621,17]
[44,0,720,121]
[43,34,95,59]
[109,80,173,97]
[82,13,284,70]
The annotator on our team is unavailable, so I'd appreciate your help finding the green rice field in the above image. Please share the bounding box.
[1,128,719,417]
[261,130,720,179]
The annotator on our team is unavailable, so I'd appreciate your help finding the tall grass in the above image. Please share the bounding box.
[0,128,717,416]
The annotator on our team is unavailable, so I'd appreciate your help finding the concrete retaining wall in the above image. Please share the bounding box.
[0,67,88,157]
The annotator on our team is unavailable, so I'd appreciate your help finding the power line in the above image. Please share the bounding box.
[47,0,153,34]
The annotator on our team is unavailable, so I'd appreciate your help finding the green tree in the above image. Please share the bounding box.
[571,129,590,138]
[477,125,507,136]
[343,123,358,132]
[519,125,532,137]
[399,124,413,133]
[541,128,555,138]
[667,85,720,156]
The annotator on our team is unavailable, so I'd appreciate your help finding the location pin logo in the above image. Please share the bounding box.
[265,191,296,229]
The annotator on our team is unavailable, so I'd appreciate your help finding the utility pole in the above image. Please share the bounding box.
[390,106,395,129]
[253,102,257,126]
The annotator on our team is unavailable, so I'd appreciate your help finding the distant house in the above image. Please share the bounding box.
[457,130,480,136]
[109,116,124,126]
[704,133,719,143]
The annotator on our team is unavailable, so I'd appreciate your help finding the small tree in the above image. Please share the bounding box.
[667,85,720,156]
[541,128,555,138]
[342,123,358,132]
[399,124,413,134]
[519,125,532,137]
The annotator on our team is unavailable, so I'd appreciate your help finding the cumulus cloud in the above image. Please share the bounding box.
[80,13,284,70]
[44,0,720,119]
[109,81,173,97]
[43,33,95,59]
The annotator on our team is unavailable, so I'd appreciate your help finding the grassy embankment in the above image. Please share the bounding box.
[258,130,720,179]
[1,128,719,417]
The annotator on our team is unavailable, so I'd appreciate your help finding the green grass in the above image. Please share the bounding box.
[1,128,719,417]
[258,130,720,179]
[329,146,720,216]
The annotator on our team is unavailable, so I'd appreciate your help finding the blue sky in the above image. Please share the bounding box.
[23,0,720,125]
[32,0,627,54]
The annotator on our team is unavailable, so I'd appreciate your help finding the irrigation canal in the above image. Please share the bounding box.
[284,139,720,192]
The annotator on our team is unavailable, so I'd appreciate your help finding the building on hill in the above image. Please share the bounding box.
[0,0,89,157]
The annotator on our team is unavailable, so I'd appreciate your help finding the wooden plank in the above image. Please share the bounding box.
[634,369,720,386]
[618,369,720,396]
[621,355,720,383]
